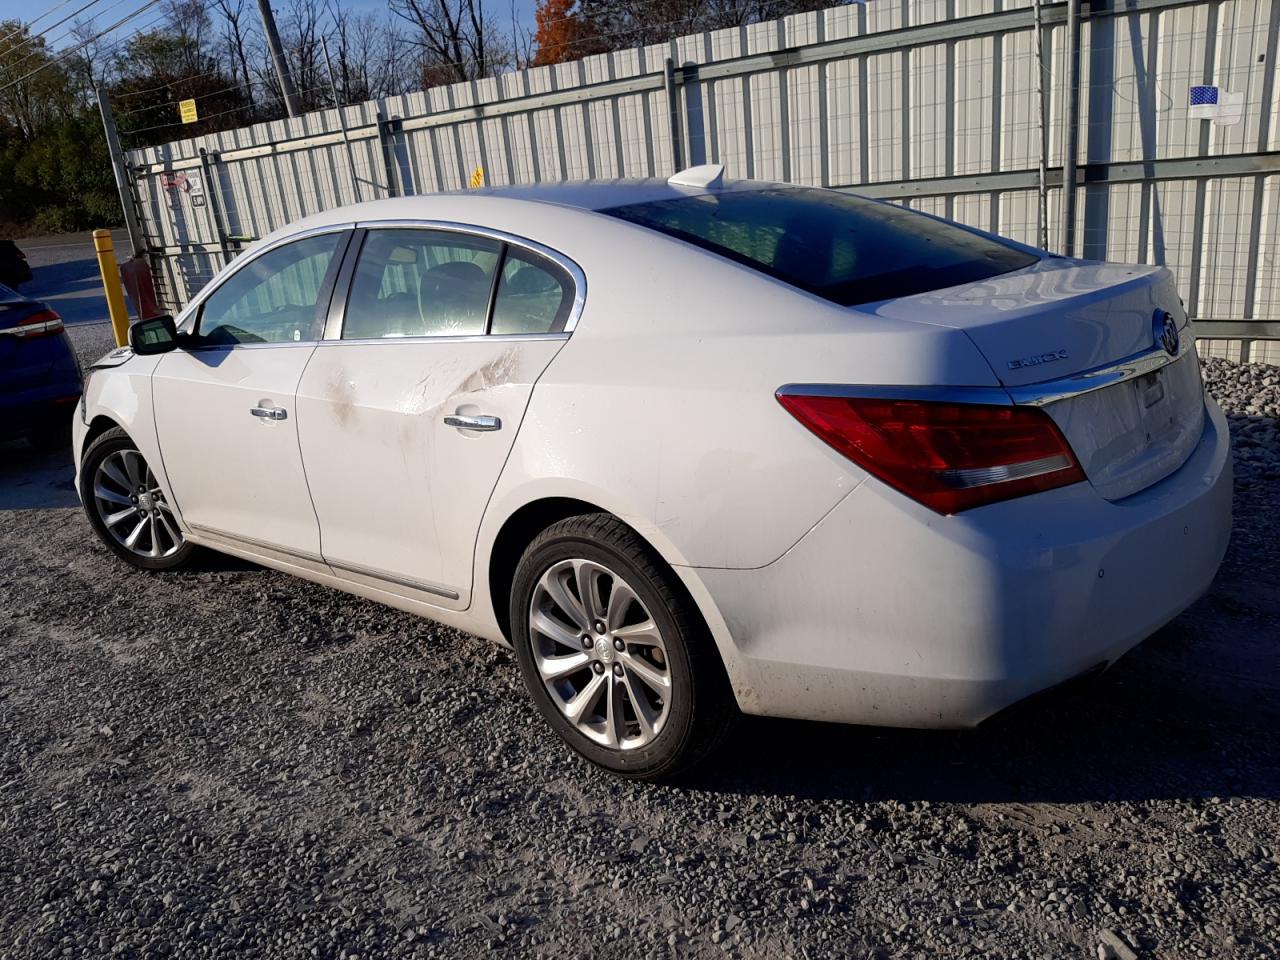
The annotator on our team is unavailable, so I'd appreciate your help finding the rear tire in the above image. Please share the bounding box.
[79,427,195,571]
[510,513,736,781]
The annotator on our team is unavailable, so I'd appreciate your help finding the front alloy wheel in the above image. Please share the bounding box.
[93,449,184,559]
[511,514,735,780]
[80,427,195,571]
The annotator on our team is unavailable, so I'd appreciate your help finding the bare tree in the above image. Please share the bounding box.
[277,0,327,109]
[389,0,507,85]
[210,0,259,106]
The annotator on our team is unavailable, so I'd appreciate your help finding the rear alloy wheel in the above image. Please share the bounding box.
[80,427,195,571]
[510,514,735,780]
[530,558,673,750]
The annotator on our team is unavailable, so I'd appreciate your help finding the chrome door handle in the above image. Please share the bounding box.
[250,406,288,421]
[444,414,501,432]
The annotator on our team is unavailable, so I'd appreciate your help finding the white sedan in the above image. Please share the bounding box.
[74,167,1232,780]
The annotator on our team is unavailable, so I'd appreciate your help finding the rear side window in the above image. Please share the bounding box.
[604,187,1037,306]
[344,229,502,339]
[490,249,574,335]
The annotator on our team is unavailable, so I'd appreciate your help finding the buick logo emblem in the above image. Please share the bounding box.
[1154,310,1179,356]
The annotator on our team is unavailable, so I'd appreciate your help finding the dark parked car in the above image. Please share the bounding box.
[0,240,32,288]
[0,283,82,450]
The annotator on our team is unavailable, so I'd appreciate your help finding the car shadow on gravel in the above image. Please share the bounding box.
[0,441,80,510]
[699,611,1280,806]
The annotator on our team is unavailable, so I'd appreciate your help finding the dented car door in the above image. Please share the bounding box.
[293,226,576,610]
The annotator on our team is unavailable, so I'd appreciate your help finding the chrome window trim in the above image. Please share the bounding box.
[174,223,357,337]
[185,340,324,351]
[778,324,1197,409]
[350,218,587,334]
[315,332,570,348]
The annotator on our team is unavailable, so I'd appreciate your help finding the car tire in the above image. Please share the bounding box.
[79,426,196,571]
[510,513,736,781]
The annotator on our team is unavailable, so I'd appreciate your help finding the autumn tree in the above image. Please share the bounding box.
[531,0,604,66]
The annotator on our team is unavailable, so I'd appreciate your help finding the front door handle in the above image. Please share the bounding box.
[444,414,501,432]
[251,406,288,421]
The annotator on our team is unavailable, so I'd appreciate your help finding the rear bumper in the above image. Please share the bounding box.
[696,397,1233,728]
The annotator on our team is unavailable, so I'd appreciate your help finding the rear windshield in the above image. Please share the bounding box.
[604,187,1038,306]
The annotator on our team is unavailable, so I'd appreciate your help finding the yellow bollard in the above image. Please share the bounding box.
[93,229,131,348]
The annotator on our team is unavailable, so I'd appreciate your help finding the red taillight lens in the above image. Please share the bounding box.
[777,392,1086,514]
[0,308,64,338]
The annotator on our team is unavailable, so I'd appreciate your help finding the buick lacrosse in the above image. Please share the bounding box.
[74,167,1232,779]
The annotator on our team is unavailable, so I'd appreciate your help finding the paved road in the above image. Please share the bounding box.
[16,230,134,328]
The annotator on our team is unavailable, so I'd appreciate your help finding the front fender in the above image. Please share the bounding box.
[75,355,181,531]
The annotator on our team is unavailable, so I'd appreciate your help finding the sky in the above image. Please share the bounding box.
[0,0,540,59]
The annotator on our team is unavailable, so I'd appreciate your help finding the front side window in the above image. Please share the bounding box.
[604,187,1038,307]
[343,230,502,339]
[199,232,344,345]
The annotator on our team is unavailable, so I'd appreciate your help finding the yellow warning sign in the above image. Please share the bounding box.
[178,99,199,124]
[469,166,485,188]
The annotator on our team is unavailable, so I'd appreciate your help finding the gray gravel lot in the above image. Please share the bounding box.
[1,329,1277,959]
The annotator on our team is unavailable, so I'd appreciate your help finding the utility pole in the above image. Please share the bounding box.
[256,0,302,117]
[97,88,145,258]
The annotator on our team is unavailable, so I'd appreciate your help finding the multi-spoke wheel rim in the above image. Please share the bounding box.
[529,559,673,750]
[92,449,184,559]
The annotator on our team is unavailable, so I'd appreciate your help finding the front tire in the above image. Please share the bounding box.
[79,427,195,571]
[510,514,735,780]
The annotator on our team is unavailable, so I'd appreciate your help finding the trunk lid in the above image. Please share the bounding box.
[875,259,1204,501]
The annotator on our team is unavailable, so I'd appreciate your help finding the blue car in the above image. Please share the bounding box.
[0,282,82,450]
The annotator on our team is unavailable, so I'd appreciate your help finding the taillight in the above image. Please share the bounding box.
[0,308,63,338]
[777,392,1086,514]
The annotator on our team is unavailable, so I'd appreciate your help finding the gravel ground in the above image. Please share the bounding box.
[1,333,1277,960]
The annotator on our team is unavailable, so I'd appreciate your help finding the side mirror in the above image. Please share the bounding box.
[128,315,179,355]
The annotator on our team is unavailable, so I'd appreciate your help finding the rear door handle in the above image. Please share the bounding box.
[444,414,501,432]
[251,406,288,421]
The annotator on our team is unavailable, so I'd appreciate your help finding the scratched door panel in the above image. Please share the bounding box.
[294,338,565,609]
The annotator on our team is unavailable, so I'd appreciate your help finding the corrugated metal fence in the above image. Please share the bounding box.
[121,0,1280,362]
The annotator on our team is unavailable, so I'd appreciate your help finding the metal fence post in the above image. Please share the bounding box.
[376,112,401,198]
[198,148,232,266]
[97,88,146,258]
[1060,0,1082,257]
[664,58,685,173]
[1032,0,1050,251]
[321,36,361,203]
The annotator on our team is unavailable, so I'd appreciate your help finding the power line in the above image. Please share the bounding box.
[0,0,112,62]
[113,66,225,100]
[0,0,82,45]
[0,0,165,93]
[122,76,344,136]
[1,0,148,80]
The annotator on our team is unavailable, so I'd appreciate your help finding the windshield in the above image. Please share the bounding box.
[604,187,1038,306]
